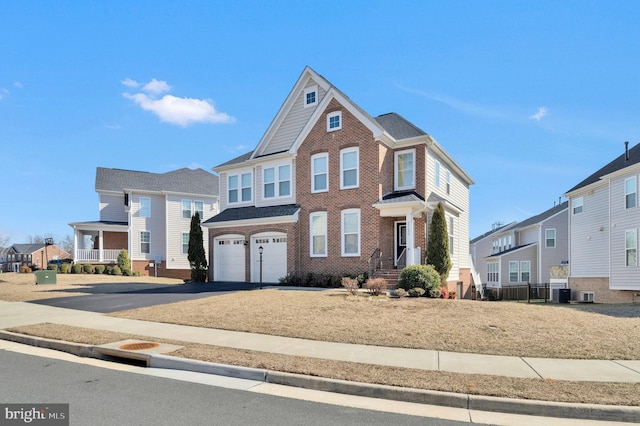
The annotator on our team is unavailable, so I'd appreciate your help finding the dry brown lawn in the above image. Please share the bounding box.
[2,272,640,406]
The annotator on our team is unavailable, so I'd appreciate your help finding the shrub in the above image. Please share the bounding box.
[398,264,441,297]
[94,265,105,274]
[440,287,449,299]
[408,287,425,297]
[123,268,133,276]
[47,264,58,271]
[133,271,141,276]
[117,250,131,276]
[110,266,122,276]
[392,288,408,298]
[341,277,359,295]
[83,263,94,274]
[450,290,457,299]
[71,264,83,274]
[60,263,70,274]
[20,265,32,273]
[364,278,387,296]
[279,272,342,288]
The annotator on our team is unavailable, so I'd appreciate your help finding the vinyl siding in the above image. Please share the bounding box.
[501,245,537,285]
[261,82,327,155]
[569,184,610,277]
[540,211,569,284]
[609,173,640,290]
[130,193,165,261]
[99,193,127,222]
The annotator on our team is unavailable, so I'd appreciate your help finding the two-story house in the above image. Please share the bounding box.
[564,142,640,303]
[70,167,219,279]
[1,243,71,272]
[204,67,474,293]
[470,201,568,296]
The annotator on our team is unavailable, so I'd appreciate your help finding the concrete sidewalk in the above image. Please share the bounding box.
[2,300,639,383]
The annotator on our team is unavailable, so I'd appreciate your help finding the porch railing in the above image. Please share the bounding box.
[368,248,382,278]
[76,249,121,263]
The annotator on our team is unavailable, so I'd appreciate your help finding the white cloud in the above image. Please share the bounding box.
[123,78,235,127]
[13,81,22,89]
[142,78,171,95]
[529,107,548,121]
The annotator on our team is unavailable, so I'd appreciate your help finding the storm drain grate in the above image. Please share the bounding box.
[119,342,160,351]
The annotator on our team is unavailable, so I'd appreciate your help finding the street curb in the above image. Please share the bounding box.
[2,330,639,423]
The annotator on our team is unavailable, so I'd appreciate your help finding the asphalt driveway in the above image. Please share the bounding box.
[28,282,262,313]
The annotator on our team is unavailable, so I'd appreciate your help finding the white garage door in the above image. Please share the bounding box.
[251,233,287,283]
[214,235,246,282]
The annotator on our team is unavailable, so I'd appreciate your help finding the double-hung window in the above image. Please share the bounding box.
[140,231,150,254]
[340,147,359,189]
[194,201,204,219]
[520,261,531,282]
[182,232,189,255]
[310,212,327,257]
[139,197,151,218]
[395,149,415,190]
[487,262,499,282]
[228,173,252,203]
[626,177,637,209]
[545,229,556,248]
[572,197,583,214]
[264,165,291,198]
[311,153,328,192]
[182,199,192,219]
[341,209,360,256]
[435,160,441,188]
[448,217,454,255]
[626,229,637,267]
[509,261,519,283]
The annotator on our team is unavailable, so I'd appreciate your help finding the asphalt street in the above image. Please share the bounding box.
[29,281,262,313]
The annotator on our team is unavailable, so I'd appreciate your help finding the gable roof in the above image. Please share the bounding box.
[96,167,219,196]
[515,201,568,230]
[374,113,428,140]
[203,204,300,225]
[565,142,640,194]
[470,222,517,244]
[11,244,46,253]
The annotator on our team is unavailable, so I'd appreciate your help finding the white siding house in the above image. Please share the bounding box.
[564,142,640,302]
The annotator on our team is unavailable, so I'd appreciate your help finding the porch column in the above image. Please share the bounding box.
[73,227,78,261]
[98,230,104,262]
[405,213,415,266]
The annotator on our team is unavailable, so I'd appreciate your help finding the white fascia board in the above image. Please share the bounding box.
[563,179,608,198]
[203,214,298,229]
[69,222,128,231]
[427,136,474,185]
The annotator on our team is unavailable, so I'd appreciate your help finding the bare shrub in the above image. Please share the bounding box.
[364,278,387,296]
[341,277,359,295]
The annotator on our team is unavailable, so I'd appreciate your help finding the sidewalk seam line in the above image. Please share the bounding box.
[520,357,544,379]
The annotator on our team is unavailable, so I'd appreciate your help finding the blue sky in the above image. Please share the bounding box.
[2,1,640,245]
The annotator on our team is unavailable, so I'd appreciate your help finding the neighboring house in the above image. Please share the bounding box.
[70,167,219,279]
[204,66,474,293]
[470,201,568,294]
[1,243,71,272]
[564,142,640,303]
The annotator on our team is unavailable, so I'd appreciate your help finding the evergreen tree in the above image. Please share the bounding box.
[117,249,132,275]
[426,202,451,283]
[188,212,208,282]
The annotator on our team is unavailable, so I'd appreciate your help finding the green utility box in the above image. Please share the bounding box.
[35,270,57,285]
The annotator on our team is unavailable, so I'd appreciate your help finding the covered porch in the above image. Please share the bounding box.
[69,221,128,263]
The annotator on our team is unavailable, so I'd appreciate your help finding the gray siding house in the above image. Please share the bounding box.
[564,142,640,303]
[470,202,568,296]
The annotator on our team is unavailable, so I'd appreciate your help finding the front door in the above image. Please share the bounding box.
[395,222,406,268]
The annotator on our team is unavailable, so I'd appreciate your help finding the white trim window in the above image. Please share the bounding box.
[228,172,253,204]
[194,201,204,219]
[626,229,637,267]
[304,85,317,108]
[182,232,189,255]
[139,197,151,218]
[140,231,150,254]
[509,261,519,283]
[310,212,327,257]
[487,262,499,282]
[435,160,441,188]
[340,147,359,189]
[625,176,637,209]
[446,170,451,195]
[572,197,583,214]
[520,261,531,282]
[311,153,328,193]
[327,111,342,131]
[395,149,415,190]
[341,209,360,256]
[264,165,291,198]
[545,229,556,248]
[182,199,192,219]
[448,217,454,255]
